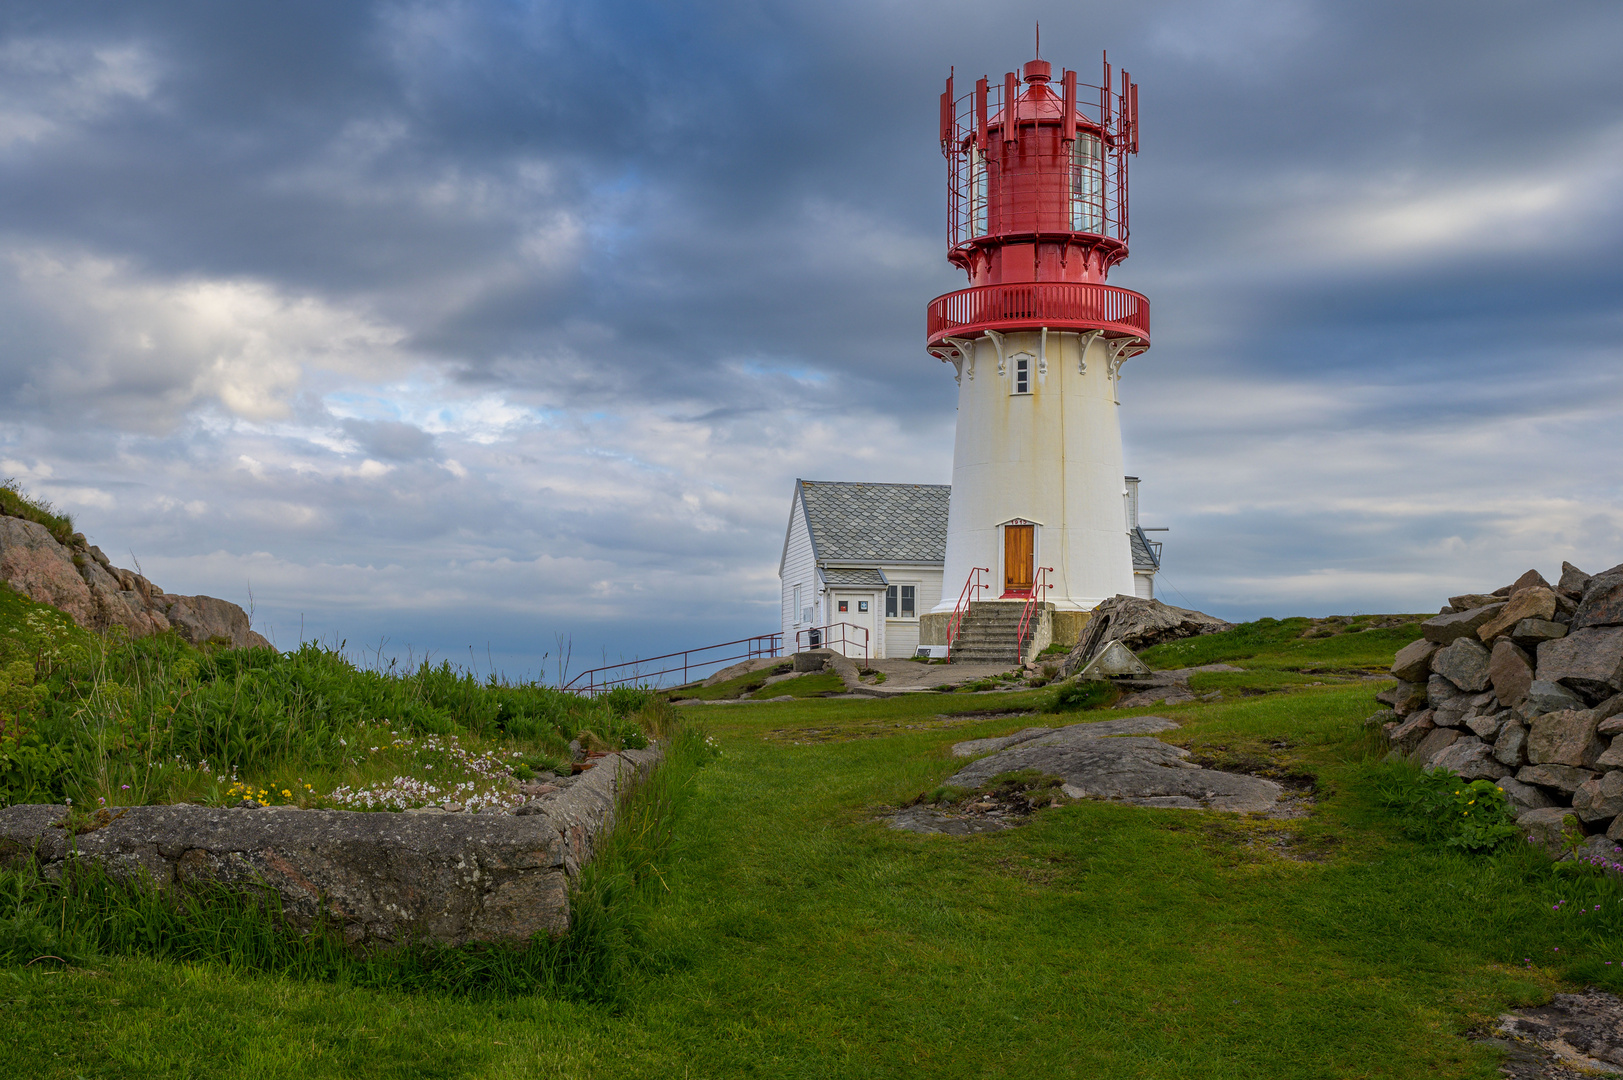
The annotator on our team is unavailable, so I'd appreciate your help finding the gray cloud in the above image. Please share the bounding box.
[1,0,1621,670]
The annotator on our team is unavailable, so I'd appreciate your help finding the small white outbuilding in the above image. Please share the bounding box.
[779,476,1162,659]
[778,480,949,661]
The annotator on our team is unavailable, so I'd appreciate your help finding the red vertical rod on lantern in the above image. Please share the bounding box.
[1061,69,1076,143]
[1003,71,1018,146]
[975,77,988,149]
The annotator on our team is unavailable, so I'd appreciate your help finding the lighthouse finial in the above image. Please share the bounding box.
[1035,22,1040,58]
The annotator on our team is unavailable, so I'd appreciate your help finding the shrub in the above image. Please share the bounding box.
[1375,764,1522,853]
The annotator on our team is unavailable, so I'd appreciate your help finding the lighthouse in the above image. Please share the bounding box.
[926,53,1148,629]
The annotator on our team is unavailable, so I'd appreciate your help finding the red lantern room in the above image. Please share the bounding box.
[927,53,1149,358]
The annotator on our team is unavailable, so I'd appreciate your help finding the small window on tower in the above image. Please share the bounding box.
[1013,356,1030,394]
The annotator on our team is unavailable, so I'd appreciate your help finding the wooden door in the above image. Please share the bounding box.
[1004,525,1034,595]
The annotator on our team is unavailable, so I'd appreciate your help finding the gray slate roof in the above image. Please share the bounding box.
[820,567,890,587]
[798,480,950,563]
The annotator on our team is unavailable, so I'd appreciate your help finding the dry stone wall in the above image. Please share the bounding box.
[1377,561,1623,862]
[0,513,268,649]
[0,745,661,946]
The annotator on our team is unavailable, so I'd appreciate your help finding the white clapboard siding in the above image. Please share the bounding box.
[873,565,944,659]
[884,620,918,659]
[779,488,817,647]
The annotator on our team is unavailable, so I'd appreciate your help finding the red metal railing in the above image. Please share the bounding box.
[794,622,870,662]
[945,566,990,663]
[563,633,782,696]
[927,281,1149,348]
[1015,566,1055,665]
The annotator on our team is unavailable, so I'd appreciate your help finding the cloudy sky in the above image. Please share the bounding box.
[2,0,1621,679]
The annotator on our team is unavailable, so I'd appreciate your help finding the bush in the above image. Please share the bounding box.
[1375,764,1522,853]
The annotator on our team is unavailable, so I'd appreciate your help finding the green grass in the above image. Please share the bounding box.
[1139,615,1425,672]
[667,662,794,701]
[667,667,846,702]
[6,613,1621,1077]
[0,583,651,811]
[748,670,846,698]
[0,722,715,1004]
[0,478,74,547]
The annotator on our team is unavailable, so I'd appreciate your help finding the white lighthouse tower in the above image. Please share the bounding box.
[925,53,1148,651]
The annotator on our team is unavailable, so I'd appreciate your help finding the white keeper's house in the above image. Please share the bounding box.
[779,477,1162,660]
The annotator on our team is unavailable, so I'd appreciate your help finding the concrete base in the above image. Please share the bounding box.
[1050,610,1093,651]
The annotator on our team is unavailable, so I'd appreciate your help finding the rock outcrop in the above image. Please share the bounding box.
[1378,560,1623,846]
[945,716,1283,812]
[0,513,268,649]
[1061,595,1233,677]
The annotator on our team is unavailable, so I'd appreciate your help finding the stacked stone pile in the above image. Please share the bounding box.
[1377,561,1623,859]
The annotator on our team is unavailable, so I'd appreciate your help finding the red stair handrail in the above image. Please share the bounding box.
[1015,567,1055,665]
[945,566,990,663]
[794,621,871,663]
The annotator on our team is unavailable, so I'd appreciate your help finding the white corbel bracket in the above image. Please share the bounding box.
[1075,329,1101,375]
[984,330,1006,377]
[927,345,961,384]
[1103,336,1145,404]
[945,336,977,383]
[1038,326,1049,377]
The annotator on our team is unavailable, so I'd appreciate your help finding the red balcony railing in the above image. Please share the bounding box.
[926,281,1149,348]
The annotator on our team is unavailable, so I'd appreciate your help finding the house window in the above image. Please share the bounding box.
[886,585,917,618]
[1013,356,1030,394]
[838,600,849,613]
[793,585,802,623]
[858,601,869,613]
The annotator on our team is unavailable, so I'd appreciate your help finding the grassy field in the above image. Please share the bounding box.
[7,616,1623,1077]
[0,582,654,812]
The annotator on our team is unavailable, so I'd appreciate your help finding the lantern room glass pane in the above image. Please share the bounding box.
[1072,133,1103,233]
[970,147,988,237]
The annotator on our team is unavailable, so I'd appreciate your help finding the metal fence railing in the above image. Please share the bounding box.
[562,633,782,696]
